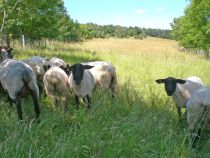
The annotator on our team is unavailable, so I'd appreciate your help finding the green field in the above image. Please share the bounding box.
[0,38,210,157]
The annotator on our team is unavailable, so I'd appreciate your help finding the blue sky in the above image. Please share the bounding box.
[63,0,189,29]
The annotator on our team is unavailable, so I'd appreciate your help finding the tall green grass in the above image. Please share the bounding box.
[0,38,210,157]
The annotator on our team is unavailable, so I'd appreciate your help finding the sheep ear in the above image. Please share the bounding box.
[156,79,165,84]
[83,65,94,69]
[176,79,186,84]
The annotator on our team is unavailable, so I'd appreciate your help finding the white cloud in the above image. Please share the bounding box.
[154,6,165,12]
[136,9,146,14]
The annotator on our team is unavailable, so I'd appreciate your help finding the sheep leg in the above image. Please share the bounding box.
[16,97,23,120]
[7,95,13,109]
[30,89,40,120]
[177,107,182,119]
[87,95,91,109]
[75,95,79,109]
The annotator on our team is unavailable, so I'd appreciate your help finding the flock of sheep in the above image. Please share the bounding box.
[0,46,209,146]
[0,46,117,121]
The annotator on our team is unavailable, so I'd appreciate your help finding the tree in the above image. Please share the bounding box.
[171,0,210,51]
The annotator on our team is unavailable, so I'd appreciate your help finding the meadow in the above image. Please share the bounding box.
[0,37,210,157]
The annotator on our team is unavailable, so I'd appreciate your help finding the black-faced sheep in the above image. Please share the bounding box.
[81,61,117,98]
[69,63,94,109]
[156,76,204,119]
[0,59,40,121]
[43,66,70,110]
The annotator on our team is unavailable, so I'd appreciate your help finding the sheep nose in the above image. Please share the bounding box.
[167,91,173,96]
[75,81,81,85]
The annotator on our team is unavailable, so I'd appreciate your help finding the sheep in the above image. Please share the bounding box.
[43,66,70,110]
[81,61,117,98]
[21,59,45,82]
[156,76,204,119]
[187,87,210,131]
[21,59,46,92]
[31,56,50,71]
[186,87,210,145]
[69,63,94,109]
[0,46,13,63]
[0,59,40,121]
[49,57,66,68]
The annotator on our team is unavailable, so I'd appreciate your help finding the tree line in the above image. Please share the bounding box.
[80,23,171,39]
[0,0,171,46]
[171,0,210,54]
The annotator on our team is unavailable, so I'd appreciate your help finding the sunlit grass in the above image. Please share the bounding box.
[0,37,210,157]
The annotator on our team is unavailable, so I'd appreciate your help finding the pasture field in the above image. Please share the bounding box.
[0,37,210,157]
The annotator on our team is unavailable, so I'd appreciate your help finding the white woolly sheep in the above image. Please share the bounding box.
[186,87,210,145]
[156,76,204,119]
[0,59,40,121]
[69,63,94,109]
[43,66,70,109]
[81,61,117,98]
[187,87,210,131]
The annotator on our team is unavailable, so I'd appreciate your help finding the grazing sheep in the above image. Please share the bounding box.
[49,57,66,68]
[0,46,13,63]
[0,59,40,121]
[31,56,50,71]
[81,61,117,98]
[43,66,70,110]
[156,76,204,118]
[69,63,94,109]
[21,59,46,92]
[21,59,45,82]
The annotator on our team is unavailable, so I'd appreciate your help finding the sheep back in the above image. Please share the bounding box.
[173,77,204,108]
[0,59,38,100]
[187,87,210,131]
[43,67,69,99]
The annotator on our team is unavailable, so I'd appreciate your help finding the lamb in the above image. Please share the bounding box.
[0,59,40,121]
[156,76,204,119]
[69,63,94,109]
[81,61,117,98]
[43,66,70,110]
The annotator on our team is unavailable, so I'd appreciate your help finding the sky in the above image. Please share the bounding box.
[63,0,189,30]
